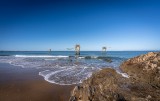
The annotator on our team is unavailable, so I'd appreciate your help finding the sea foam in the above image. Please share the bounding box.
[0,55,124,85]
[14,55,68,58]
[39,66,97,85]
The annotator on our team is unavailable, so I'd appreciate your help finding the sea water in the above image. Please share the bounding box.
[0,51,154,85]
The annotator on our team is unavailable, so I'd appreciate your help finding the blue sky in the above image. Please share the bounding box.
[0,0,160,51]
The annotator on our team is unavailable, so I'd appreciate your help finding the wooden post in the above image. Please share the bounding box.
[75,44,80,55]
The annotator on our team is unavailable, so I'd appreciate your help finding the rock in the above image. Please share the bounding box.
[70,68,129,101]
[97,56,113,63]
[120,52,160,88]
[85,56,92,59]
[69,52,160,101]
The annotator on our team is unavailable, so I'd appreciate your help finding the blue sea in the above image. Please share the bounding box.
[0,51,155,85]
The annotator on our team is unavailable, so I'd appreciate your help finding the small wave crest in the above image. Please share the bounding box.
[14,55,68,58]
[39,66,96,85]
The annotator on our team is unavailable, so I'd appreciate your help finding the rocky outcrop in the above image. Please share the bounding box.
[69,52,160,101]
[121,52,160,88]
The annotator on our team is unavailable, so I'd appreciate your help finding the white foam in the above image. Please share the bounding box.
[14,55,68,58]
[38,70,52,76]
[78,57,85,59]
[10,63,25,68]
[38,66,97,85]
[39,68,80,85]
[0,55,124,85]
[116,71,130,78]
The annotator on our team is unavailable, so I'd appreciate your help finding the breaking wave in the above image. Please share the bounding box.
[0,55,125,85]
[14,55,68,58]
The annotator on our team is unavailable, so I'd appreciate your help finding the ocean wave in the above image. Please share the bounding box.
[14,55,68,58]
[0,55,125,85]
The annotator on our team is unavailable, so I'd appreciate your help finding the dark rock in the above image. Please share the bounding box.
[97,56,113,63]
[69,52,160,101]
[69,96,77,101]
[85,56,92,59]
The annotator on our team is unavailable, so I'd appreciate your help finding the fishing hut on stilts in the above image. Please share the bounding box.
[102,47,107,56]
[48,49,52,54]
[75,44,80,56]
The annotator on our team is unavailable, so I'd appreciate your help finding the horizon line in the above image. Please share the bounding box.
[0,50,159,52]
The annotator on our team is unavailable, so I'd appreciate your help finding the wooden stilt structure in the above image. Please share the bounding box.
[49,49,51,52]
[48,49,52,54]
[102,47,107,56]
[102,47,106,52]
[75,44,80,55]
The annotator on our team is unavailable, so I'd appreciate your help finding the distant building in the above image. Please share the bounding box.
[102,47,107,56]
[75,44,80,55]
[102,47,107,52]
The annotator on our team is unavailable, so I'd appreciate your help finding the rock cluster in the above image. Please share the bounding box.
[121,52,160,88]
[69,52,160,101]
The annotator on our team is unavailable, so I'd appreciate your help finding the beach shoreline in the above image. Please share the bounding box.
[0,63,75,101]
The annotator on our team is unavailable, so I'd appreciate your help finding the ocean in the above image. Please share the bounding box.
[0,51,155,85]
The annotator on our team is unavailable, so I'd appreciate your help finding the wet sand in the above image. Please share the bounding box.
[0,63,75,101]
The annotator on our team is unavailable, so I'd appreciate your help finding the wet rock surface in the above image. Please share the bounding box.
[69,52,160,101]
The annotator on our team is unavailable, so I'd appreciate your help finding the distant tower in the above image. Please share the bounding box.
[102,47,107,56]
[102,47,107,52]
[75,44,80,55]
[49,49,51,52]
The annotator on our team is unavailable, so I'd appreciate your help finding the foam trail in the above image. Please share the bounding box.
[38,66,98,85]
[39,68,78,85]
[0,55,125,85]
[116,70,129,78]
[14,55,68,58]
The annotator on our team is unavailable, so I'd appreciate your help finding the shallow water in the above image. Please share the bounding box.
[0,51,153,85]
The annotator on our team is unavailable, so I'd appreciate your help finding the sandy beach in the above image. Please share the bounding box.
[0,63,75,101]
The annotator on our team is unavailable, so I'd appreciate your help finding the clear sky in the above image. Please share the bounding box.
[0,0,160,51]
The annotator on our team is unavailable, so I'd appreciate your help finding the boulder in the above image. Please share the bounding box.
[69,52,160,101]
[120,52,160,88]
